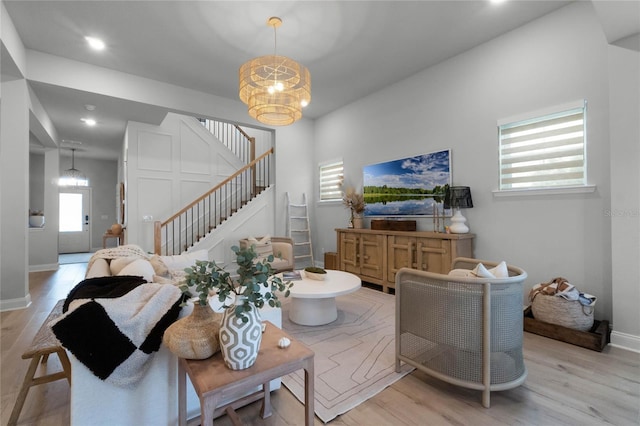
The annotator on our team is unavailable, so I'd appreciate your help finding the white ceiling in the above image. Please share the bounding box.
[3,0,636,160]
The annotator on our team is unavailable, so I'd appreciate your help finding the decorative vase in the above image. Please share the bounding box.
[218,297,263,370]
[29,215,45,228]
[162,303,223,360]
[352,216,364,229]
[111,223,123,235]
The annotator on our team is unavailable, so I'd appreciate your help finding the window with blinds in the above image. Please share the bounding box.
[498,101,586,191]
[319,160,343,201]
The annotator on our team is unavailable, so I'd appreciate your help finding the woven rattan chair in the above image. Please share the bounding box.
[395,257,528,408]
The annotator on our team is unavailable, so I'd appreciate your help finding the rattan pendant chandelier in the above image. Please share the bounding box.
[239,17,311,126]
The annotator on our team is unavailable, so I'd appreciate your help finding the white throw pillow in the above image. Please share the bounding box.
[247,235,273,258]
[470,261,509,279]
[86,258,112,278]
[159,249,208,271]
[109,257,138,275]
[117,258,155,283]
[489,261,509,278]
[471,263,495,278]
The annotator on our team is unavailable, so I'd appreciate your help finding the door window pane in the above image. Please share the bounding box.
[59,193,83,232]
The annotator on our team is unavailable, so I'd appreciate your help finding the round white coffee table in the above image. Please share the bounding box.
[285,270,361,326]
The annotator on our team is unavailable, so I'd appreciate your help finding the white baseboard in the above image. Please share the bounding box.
[610,330,640,353]
[0,294,32,312]
[29,263,59,272]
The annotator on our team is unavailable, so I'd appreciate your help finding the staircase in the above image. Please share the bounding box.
[153,146,274,256]
[198,119,255,165]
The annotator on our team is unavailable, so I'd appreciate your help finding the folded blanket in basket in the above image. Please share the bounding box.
[529,277,596,306]
[50,276,183,388]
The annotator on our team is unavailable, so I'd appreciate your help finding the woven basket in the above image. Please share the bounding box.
[531,294,594,331]
[163,303,223,359]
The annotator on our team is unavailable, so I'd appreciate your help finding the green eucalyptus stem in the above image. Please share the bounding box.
[180,244,293,322]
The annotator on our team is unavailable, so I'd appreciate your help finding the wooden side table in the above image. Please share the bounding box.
[102,232,123,248]
[178,321,314,426]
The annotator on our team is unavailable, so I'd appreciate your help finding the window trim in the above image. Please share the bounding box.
[497,100,590,193]
[492,184,596,198]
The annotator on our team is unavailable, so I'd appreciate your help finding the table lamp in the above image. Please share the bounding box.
[445,186,473,233]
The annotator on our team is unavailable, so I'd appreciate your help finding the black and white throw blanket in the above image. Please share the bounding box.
[50,275,183,388]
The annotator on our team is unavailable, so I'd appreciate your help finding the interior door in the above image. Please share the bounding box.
[59,188,91,253]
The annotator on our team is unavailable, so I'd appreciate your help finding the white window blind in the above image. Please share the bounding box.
[498,101,586,190]
[319,161,343,201]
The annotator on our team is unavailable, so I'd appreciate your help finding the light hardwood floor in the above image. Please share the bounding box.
[2,264,639,425]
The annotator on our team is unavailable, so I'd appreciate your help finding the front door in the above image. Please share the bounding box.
[59,188,91,253]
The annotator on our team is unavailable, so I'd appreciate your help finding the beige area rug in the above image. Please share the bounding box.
[280,286,414,423]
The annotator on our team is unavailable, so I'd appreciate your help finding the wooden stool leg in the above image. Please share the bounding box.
[8,355,42,426]
[57,349,72,384]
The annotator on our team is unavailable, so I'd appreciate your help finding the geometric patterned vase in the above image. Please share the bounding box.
[218,298,263,370]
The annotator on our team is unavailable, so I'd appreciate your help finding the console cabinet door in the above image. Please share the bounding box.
[359,233,384,280]
[388,236,451,281]
[387,235,415,282]
[415,237,450,274]
[339,232,360,275]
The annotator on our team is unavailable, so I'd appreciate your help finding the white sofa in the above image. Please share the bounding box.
[69,247,282,425]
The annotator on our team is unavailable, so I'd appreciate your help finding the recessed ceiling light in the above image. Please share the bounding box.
[490,0,507,4]
[85,36,105,51]
[81,118,97,126]
[84,104,96,111]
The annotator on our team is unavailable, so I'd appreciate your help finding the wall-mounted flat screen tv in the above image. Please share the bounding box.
[363,149,451,217]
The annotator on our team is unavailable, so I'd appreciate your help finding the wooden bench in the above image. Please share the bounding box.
[8,300,71,426]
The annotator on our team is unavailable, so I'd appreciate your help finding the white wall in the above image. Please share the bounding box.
[0,78,30,310]
[608,43,640,351]
[273,120,316,237]
[68,156,118,251]
[29,149,60,270]
[314,2,616,324]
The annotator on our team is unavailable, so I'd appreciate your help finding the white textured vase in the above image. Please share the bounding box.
[29,215,45,228]
[219,298,263,370]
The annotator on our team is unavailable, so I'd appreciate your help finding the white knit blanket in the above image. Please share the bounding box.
[50,278,182,388]
[86,244,149,277]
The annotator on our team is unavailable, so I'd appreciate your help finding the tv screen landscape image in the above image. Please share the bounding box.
[363,149,451,216]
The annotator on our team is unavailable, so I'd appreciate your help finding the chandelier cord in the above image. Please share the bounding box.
[272,20,279,88]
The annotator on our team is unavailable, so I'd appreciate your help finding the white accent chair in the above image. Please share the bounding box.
[395,257,528,408]
[239,236,295,273]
